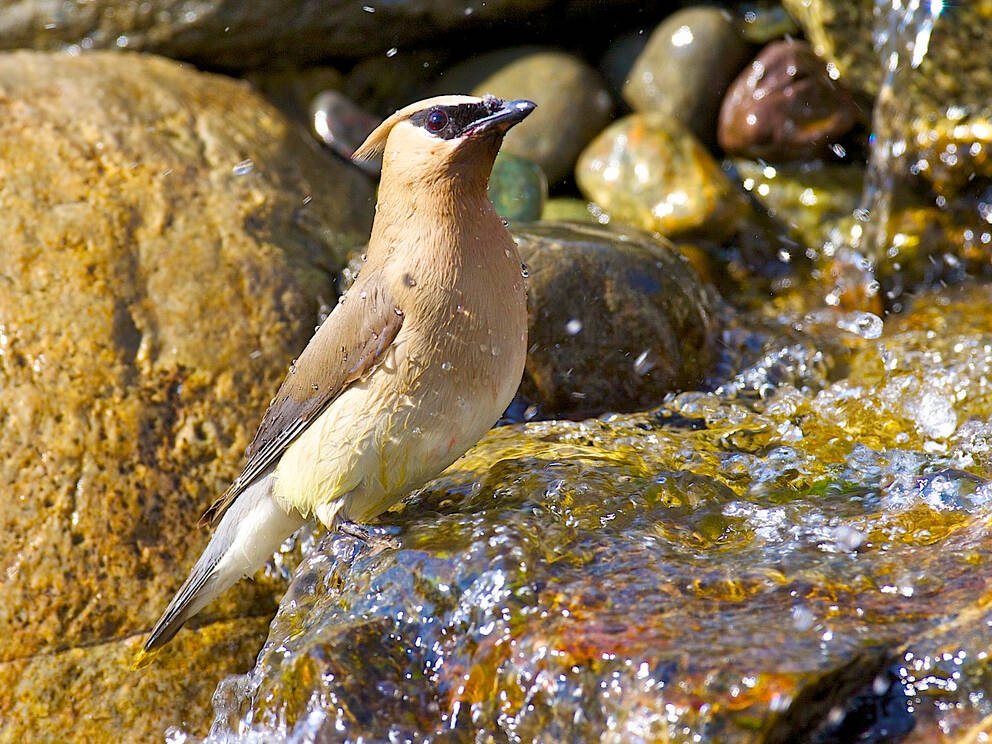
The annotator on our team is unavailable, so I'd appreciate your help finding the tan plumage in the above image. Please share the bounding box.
[141,95,534,655]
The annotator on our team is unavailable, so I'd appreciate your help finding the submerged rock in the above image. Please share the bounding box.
[195,283,992,743]
[577,114,748,240]
[440,47,614,183]
[0,50,372,740]
[719,39,860,161]
[623,6,753,146]
[513,221,720,416]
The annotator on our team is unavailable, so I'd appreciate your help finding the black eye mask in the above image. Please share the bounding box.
[408,96,504,140]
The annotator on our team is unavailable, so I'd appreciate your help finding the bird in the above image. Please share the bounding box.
[141,95,535,654]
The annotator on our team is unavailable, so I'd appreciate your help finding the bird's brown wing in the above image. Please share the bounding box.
[199,270,404,527]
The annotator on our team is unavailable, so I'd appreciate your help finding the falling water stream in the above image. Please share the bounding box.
[836,0,944,309]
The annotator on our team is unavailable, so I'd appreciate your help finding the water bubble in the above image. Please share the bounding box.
[520,262,530,278]
[565,319,583,336]
[441,361,452,372]
[289,360,297,374]
[404,274,417,287]
[836,311,883,339]
[791,605,816,631]
[232,158,254,176]
[359,290,367,300]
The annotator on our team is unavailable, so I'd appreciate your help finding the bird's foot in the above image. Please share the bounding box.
[337,521,401,554]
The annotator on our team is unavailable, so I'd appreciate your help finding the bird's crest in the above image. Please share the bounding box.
[352,94,489,161]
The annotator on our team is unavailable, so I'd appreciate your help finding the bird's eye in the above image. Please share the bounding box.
[425,109,448,132]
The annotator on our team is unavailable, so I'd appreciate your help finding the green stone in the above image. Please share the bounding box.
[487,152,547,223]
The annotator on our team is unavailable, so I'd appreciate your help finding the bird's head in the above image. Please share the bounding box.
[353,95,536,188]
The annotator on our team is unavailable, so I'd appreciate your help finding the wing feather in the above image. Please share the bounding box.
[199,270,403,526]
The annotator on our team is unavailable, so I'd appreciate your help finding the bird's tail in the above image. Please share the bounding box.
[141,471,304,654]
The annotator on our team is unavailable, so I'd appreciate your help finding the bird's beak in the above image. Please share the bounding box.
[463,99,537,137]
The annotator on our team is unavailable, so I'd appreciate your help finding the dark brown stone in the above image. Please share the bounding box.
[718,39,860,161]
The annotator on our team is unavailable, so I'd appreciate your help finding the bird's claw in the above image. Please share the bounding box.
[337,521,401,554]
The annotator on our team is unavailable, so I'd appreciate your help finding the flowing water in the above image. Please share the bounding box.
[826,0,944,312]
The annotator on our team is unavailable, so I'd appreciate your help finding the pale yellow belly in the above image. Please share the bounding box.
[271,340,520,526]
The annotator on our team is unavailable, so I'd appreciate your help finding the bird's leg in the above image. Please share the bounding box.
[337,520,401,553]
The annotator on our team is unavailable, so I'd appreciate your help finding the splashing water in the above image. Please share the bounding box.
[842,0,944,305]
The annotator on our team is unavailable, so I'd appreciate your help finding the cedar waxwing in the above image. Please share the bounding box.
[142,95,536,654]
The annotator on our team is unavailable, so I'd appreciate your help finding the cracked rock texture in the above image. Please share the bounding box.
[0,50,372,740]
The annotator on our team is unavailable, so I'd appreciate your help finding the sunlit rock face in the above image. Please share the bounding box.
[0,50,373,741]
[197,284,992,743]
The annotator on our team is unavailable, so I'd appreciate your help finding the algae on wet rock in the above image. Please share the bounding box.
[731,159,992,301]
[0,50,372,740]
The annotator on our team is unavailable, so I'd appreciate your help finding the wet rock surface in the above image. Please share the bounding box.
[441,47,614,183]
[0,50,372,739]
[623,6,753,146]
[718,39,861,161]
[732,159,992,303]
[513,222,720,417]
[197,282,992,743]
[576,113,748,240]
[0,0,600,69]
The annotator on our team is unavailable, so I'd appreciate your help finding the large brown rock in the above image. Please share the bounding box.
[0,50,372,740]
[0,0,640,70]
